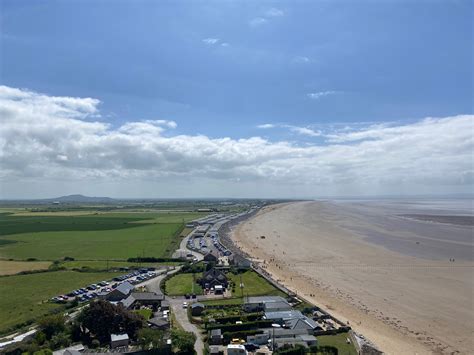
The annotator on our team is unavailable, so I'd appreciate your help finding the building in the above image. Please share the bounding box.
[244,296,290,312]
[231,254,251,269]
[121,292,164,310]
[161,300,170,311]
[286,317,319,331]
[106,282,134,302]
[148,316,170,330]
[204,252,218,263]
[247,333,269,345]
[209,329,223,345]
[110,333,129,348]
[191,302,205,316]
[200,268,228,290]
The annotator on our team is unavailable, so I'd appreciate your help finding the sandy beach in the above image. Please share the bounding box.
[232,201,474,354]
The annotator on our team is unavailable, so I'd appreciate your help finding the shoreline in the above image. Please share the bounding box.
[231,201,473,354]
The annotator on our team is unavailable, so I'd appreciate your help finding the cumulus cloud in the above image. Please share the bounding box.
[0,86,472,196]
[307,91,338,100]
[257,123,275,129]
[202,38,220,45]
[249,17,267,27]
[286,126,321,137]
[265,8,284,17]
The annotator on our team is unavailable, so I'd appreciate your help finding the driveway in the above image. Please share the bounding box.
[168,297,204,355]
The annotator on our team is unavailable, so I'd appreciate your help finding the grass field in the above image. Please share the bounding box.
[229,271,285,297]
[134,308,153,320]
[317,333,357,355]
[62,260,180,270]
[0,223,182,260]
[0,260,52,275]
[165,273,203,296]
[0,270,121,334]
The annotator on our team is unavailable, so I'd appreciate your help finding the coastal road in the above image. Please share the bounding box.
[168,297,204,355]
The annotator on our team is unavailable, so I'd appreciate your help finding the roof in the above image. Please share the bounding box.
[265,310,304,320]
[110,333,129,342]
[202,268,227,282]
[210,329,222,336]
[121,295,135,309]
[148,317,169,328]
[286,316,318,330]
[246,296,287,304]
[299,334,317,342]
[115,281,134,295]
[130,292,164,301]
[264,301,292,311]
[191,302,205,309]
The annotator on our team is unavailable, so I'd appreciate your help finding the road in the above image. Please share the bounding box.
[168,297,204,355]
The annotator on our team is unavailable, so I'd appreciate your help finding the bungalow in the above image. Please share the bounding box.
[110,333,129,349]
[244,296,290,313]
[121,292,164,310]
[148,316,170,330]
[191,302,205,316]
[106,282,134,302]
[200,268,228,290]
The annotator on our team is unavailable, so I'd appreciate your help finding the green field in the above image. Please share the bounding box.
[165,273,203,296]
[0,270,121,334]
[62,260,180,270]
[317,333,357,355]
[0,211,205,261]
[229,271,285,297]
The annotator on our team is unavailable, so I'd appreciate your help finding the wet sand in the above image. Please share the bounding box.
[232,201,474,354]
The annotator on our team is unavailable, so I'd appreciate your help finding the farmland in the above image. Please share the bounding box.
[0,211,204,261]
[0,260,51,276]
[0,270,121,334]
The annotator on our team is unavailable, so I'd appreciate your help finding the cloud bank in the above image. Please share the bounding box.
[0,86,472,197]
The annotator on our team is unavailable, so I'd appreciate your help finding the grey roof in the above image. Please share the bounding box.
[263,328,310,337]
[191,302,205,309]
[148,317,169,327]
[210,329,222,336]
[299,334,317,342]
[121,295,135,309]
[246,296,287,304]
[265,310,304,320]
[130,292,164,301]
[115,281,134,295]
[286,316,318,330]
[264,301,292,311]
[111,333,129,342]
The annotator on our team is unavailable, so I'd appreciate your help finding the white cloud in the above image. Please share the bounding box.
[202,38,220,45]
[307,91,338,100]
[293,56,310,64]
[221,42,229,47]
[265,8,284,17]
[249,17,267,27]
[0,86,472,197]
[257,123,275,129]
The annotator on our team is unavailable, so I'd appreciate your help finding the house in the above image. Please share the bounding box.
[209,329,223,345]
[148,316,170,330]
[247,333,269,345]
[110,333,129,348]
[191,302,205,316]
[286,317,319,331]
[106,282,134,302]
[244,296,290,312]
[274,335,318,349]
[121,292,164,310]
[264,310,304,321]
[204,252,218,263]
[161,300,170,311]
[200,268,228,290]
[231,254,251,269]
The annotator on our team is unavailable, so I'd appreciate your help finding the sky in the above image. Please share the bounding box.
[0,0,472,199]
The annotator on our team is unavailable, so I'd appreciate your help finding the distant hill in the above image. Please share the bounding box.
[50,194,116,203]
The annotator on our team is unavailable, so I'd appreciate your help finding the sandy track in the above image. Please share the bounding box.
[232,201,474,354]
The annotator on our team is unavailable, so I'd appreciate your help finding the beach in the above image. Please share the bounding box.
[232,201,474,354]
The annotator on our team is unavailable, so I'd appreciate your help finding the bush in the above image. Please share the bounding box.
[38,314,66,339]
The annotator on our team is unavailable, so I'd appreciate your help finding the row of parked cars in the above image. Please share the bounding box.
[51,268,157,304]
[210,234,231,256]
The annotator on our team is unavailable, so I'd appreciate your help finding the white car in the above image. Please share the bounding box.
[182,302,188,309]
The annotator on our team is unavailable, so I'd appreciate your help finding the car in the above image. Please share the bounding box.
[244,343,260,351]
[182,302,188,309]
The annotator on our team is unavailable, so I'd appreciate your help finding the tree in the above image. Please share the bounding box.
[137,328,166,350]
[78,300,144,344]
[38,314,66,339]
[171,329,196,354]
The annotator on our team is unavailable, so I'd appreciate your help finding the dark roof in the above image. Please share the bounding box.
[203,268,227,282]
[148,317,169,328]
[210,329,222,336]
[191,302,205,309]
[115,281,134,295]
[130,292,164,301]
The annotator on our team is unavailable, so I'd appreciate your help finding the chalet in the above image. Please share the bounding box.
[106,282,134,302]
[200,268,228,290]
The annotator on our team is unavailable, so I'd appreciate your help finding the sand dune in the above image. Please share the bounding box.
[232,201,474,354]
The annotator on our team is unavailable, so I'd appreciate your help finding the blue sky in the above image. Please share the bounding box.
[0,0,472,198]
